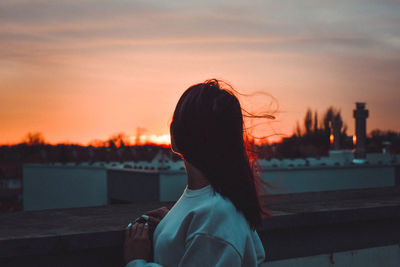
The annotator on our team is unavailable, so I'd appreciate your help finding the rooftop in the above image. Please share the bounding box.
[1,186,399,266]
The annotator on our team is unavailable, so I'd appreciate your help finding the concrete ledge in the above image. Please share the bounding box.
[1,187,399,266]
[261,163,400,172]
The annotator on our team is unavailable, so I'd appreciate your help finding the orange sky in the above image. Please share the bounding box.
[1,0,399,145]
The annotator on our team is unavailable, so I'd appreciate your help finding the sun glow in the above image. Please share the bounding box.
[129,134,171,146]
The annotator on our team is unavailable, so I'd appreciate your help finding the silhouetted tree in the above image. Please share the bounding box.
[371,129,383,138]
[342,123,348,135]
[23,132,46,146]
[295,121,302,137]
[369,129,400,154]
[88,139,106,147]
[332,113,343,133]
[313,111,319,132]
[304,108,312,135]
[107,133,129,149]
[323,107,335,133]
[281,106,350,158]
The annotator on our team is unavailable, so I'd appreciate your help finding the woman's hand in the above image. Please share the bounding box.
[124,223,151,264]
[144,206,170,230]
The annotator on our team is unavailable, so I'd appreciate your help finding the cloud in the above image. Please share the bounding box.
[1,0,399,54]
[0,0,399,143]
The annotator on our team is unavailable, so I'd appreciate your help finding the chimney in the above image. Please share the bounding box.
[331,115,342,150]
[353,102,369,159]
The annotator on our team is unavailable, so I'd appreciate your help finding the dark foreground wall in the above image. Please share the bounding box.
[0,187,399,267]
[107,169,160,204]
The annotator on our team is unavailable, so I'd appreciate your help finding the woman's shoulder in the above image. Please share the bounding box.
[183,192,265,265]
[191,191,243,221]
[187,192,252,245]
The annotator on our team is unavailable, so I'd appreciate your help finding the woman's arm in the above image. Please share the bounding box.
[124,223,158,266]
[126,233,242,267]
[124,207,169,267]
[124,222,163,267]
[125,259,162,267]
[178,233,242,266]
[125,207,243,266]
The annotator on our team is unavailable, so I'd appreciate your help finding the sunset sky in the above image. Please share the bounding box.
[1,0,399,145]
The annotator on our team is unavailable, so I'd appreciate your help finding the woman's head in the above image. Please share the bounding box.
[170,79,269,229]
[170,79,243,162]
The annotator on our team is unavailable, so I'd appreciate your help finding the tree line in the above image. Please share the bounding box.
[256,107,399,159]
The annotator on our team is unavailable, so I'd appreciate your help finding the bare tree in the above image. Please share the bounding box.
[323,107,335,133]
[342,123,348,135]
[313,111,318,132]
[23,132,46,146]
[304,108,313,135]
[295,121,302,137]
[107,132,128,148]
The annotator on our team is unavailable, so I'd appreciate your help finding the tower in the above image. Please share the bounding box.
[353,102,369,159]
[331,116,343,150]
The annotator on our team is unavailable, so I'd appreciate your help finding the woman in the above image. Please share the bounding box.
[124,79,269,266]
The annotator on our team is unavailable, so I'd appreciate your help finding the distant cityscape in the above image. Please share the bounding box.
[0,103,399,212]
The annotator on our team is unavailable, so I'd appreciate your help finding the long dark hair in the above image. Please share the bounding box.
[170,79,270,229]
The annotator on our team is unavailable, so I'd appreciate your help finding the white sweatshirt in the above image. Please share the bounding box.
[126,185,266,267]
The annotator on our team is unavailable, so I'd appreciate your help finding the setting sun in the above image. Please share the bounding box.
[129,134,171,146]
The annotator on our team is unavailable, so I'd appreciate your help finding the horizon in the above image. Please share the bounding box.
[1,0,399,145]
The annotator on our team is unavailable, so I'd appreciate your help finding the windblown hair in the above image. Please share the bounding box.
[170,79,270,229]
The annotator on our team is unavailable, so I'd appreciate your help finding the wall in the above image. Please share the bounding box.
[23,164,107,211]
[263,245,400,267]
[1,187,399,267]
[156,165,397,197]
[159,171,187,202]
[107,169,159,203]
[261,165,396,194]
[22,164,399,209]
